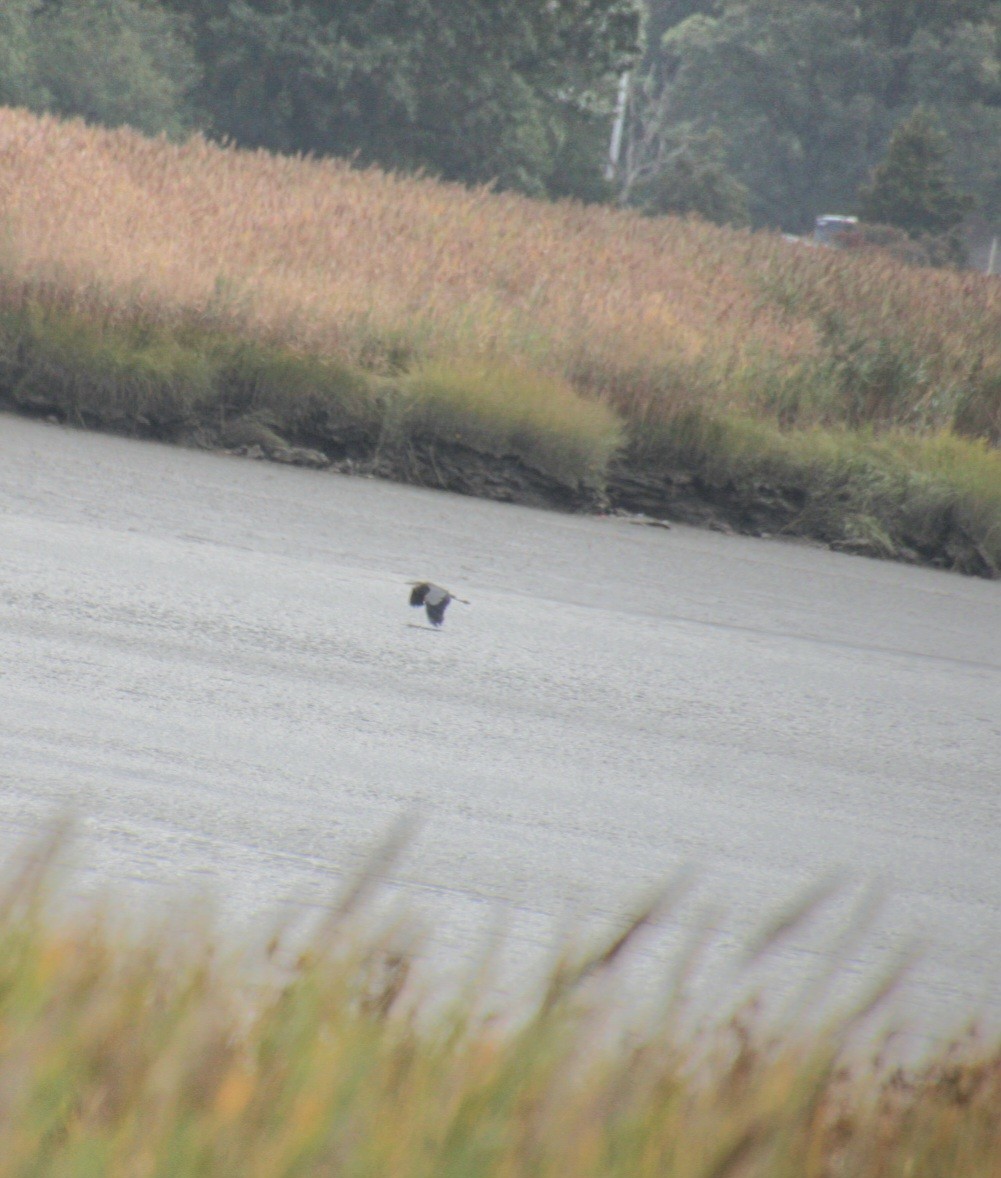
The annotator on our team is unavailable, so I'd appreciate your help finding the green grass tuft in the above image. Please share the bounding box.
[635,411,1001,573]
[0,302,217,433]
[212,339,386,452]
[401,359,625,489]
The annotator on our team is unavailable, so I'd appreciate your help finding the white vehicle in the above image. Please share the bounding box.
[813,214,858,245]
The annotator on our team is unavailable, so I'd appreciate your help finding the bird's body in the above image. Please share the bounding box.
[408,581,468,627]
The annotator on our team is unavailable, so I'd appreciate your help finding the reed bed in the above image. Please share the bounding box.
[2,830,1001,1178]
[3,105,1000,431]
[0,108,806,392]
[0,106,999,568]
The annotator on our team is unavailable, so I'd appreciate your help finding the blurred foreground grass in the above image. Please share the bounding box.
[2,829,1000,1177]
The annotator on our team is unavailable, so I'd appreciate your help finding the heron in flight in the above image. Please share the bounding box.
[408,582,469,627]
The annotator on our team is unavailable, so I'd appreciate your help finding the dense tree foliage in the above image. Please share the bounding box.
[33,0,198,136]
[0,1,45,109]
[628,127,749,225]
[0,0,198,135]
[857,0,996,48]
[623,0,1001,231]
[859,107,973,235]
[159,0,641,197]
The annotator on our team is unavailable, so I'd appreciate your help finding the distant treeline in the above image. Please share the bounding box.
[2,0,1000,233]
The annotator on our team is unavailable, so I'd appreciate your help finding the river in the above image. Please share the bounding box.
[1,414,999,1051]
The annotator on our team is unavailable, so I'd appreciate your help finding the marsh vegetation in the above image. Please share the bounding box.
[0,108,998,572]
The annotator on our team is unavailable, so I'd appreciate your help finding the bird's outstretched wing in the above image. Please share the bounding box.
[425,597,449,627]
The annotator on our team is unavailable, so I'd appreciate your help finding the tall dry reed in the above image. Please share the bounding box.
[1,106,998,438]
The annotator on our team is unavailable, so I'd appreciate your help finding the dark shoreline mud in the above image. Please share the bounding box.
[6,396,997,578]
[218,428,999,579]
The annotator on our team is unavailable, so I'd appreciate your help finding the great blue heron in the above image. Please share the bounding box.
[408,582,469,627]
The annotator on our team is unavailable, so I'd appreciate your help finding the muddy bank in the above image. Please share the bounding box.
[6,395,996,579]
[213,426,998,580]
[604,463,999,578]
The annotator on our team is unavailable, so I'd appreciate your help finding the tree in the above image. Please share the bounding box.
[857,0,995,47]
[0,0,47,108]
[858,106,973,235]
[622,0,1001,230]
[158,0,641,198]
[40,0,199,136]
[905,14,1001,219]
[4,0,199,137]
[638,0,717,74]
[629,127,749,225]
[622,1,886,229]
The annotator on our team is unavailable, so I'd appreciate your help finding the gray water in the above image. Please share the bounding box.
[1,414,999,1050]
